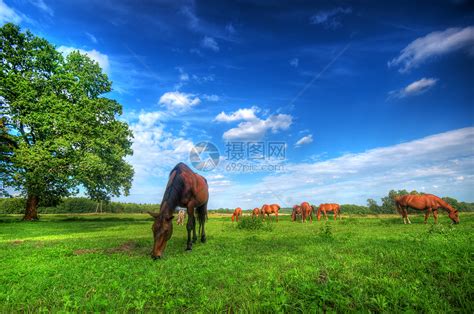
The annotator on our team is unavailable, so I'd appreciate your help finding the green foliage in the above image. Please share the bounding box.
[237,216,273,231]
[0,23,133,213]
[0,197,159,214]
[0,213,472,312]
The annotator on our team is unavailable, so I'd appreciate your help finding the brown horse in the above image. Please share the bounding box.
[148,163,208,259]
[232,207,242,222]
[300,202,313,223]
[260,204,280,222]
[291,205,302,222]
[252,207,260,219]
[315,203,341,221]
[395,194,459,224]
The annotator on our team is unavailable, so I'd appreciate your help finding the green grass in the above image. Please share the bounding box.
[1,213,473,312]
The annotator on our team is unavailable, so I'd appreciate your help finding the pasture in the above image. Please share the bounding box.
[1,213,473,312]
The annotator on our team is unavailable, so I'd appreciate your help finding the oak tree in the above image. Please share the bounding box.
[0,23,134,220]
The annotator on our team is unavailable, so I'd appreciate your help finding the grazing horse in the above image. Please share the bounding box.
[260,204,280,222]
[232,207,243,222]
[176,209,186,225]
[315,203,341,221]
[394,194,459,224]
[291,205,302,222]
[300,202,313,223]
[252,207,260,219]
[148,163,208,259]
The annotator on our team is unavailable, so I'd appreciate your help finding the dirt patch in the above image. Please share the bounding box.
[73,248,100,255]
[105,241,137,254]
[11,240,24,245]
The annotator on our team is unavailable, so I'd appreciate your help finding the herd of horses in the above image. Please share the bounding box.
[230,202,341,222]
[148,163,460,259]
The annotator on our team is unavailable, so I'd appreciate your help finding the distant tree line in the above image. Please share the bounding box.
[1,189,473,214]
[0,197,159,214]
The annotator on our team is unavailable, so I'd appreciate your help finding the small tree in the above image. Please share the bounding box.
[0,24,134,220]
[366,198,380,213]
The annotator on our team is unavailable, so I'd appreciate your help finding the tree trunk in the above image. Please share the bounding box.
[23,194,39,221]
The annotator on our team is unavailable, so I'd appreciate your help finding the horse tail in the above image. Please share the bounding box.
[197,203,208,236]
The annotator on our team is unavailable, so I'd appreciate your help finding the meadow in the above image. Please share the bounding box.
[0,213,473,312]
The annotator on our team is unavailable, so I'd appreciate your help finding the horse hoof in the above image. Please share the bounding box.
[186,247,192,251]
[201,237,207,243]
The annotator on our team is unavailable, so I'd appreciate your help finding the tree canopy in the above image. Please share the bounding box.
[0,23,134,220]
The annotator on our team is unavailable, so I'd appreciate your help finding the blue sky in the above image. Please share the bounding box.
[1,0,473,208]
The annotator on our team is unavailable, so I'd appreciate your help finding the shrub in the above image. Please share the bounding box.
[237,217,273,231]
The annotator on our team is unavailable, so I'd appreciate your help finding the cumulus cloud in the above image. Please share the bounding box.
[296,134,313,146]
[389,26,474,72]
[0,0,22,24]
[389,77,438,99]
[58,46,110,73]
[243,127,474,206]
[218,108,293,140]
[201,36,219,52]
[158,91,201,111]
[126,111,194,194]
[215,107,259,122]
[290,58,299,67]
[310,7,352,29]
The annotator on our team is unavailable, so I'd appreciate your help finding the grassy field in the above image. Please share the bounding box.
[0,212,473,312]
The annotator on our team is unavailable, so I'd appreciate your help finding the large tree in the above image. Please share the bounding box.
[0,23,134,220]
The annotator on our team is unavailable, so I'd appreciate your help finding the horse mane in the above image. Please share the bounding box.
[160,163,186,216]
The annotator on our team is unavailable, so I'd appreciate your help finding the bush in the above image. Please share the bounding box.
[237,217,273,231]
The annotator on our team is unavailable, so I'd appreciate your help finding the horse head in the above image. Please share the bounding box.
[148,210,174,259]
[448,209,460,224]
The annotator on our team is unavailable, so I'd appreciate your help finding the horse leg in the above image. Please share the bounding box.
[324,210,328,221]
[333,210,337,221]
[197,203,207,243]
[424,209,431,224]
[403,208,411,224]
[186,207,195,251]
[433,210,438,224]
[276,211,279,222]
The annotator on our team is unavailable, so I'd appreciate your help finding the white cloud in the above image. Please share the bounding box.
[221,112,293,140]
[296,134,313,146]
[290,58,299,67]
[0,0,22,24]
[389,26,474,72]
[201,36,219,52]
[202,94,220,102]
[126,111,195,197]
[215,107,259,122]
[158,91,200,111]
[389,77,438,99]
[310,7,352,29]
[29,0,53,16]
[85,32,98,44]
[58,46,110,73]
[246,127,474,206]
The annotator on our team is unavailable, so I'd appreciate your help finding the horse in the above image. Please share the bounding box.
[394,194,459,224]
[176,209,186,225]
[315,203,341,221]
[252,207,260,219]
[260,204,280,222]
[232,207,242,222]
[300,202,313,223]
[291,205,302,222]
[148,163,208,259]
